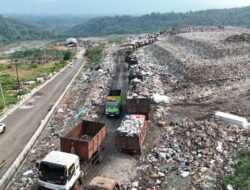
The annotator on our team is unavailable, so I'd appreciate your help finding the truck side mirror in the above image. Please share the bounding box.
[66,175,70,181]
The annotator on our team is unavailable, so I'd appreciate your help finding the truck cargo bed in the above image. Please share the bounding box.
[108,90,121,96]
[60,120,107,161]
[115,114,148,154]
[126,96,150,118]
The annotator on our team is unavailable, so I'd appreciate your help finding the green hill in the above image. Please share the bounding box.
[13,15,91,35]
[66,6,250,37]
[0,15,54,44]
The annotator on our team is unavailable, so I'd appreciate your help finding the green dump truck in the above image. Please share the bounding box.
[105,90,122,117]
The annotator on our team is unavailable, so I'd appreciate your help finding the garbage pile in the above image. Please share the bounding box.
[166,27,250,59]
[151,34,250,86]
[135,119,249,189]
[128,48,173,98]
[115,114,145,137]
[224,33,250,43]
[80,134,93,141]
[75,47,118,121]
[78,39,94,48]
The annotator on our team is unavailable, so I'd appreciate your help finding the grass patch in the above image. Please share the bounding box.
[0,64,8,71]
[0,48,74,112]
[85,44,105,66]
[11,49,66,60]
[0,73,18,110]
[20,60,68,82]
[223,150,250,189]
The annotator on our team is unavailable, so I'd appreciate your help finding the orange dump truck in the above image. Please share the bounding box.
[60,120,107,165]
[37,120,107,190]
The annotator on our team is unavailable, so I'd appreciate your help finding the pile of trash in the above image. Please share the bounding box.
[128,48,173,100]
[151,34,250,86]
[115,114,145,137]
[80,134,93,141]
[74,47,118,121]
[135,119,249,189]
[224,33,250,43]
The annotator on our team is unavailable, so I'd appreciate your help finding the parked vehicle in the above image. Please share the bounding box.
[128,67,143,83]
[115,114,148,154]
[125,94,150,118]
[126,55,138,68]
[85,176,121,190]
[37,120,107,190]
[105,90,122,117]
[0,123,6,134]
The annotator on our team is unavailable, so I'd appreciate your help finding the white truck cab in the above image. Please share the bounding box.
[38,151,81,190]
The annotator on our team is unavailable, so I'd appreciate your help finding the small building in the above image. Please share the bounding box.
[66,38,78,47]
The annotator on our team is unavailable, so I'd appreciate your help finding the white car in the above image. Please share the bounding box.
[0,123,6,134]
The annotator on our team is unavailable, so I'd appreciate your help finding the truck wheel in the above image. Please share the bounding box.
[2,127,6,133]
[78,177,83,185]
[97,151,103,163]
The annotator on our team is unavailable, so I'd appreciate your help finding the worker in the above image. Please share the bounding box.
[132,81,137,92]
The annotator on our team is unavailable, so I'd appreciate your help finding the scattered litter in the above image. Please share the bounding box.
[152,94,171,104]
[181,171,190,178]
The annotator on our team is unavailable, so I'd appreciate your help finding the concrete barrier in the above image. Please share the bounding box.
[215,111,248,128]
[0,56,85,190]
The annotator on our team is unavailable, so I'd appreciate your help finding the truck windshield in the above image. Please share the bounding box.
[106,102,118,109]
[39,162,67,185]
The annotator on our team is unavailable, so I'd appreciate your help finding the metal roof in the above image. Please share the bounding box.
[42,151,78,168]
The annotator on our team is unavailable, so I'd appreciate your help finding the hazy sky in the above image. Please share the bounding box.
[1,0,250,15]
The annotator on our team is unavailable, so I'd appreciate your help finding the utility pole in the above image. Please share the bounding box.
[43,30,46,64]
[14,59,21,93]
[0,83,6,108]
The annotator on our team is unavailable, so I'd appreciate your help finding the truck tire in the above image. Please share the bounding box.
[78,176,83,185]
[2,127,6,133]
[97,151,103,163]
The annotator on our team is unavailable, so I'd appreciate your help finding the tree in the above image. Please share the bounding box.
[63,51,73,61]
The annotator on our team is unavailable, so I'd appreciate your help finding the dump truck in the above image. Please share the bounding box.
[37,120,107,190]
[125,93,150,118]
[115,114,148,154]
[126,55,138,65]
[105,90,122,117]
[128,68,143,83]
[85,176,121,190]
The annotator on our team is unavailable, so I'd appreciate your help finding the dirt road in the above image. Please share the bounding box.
[81,50,139,187]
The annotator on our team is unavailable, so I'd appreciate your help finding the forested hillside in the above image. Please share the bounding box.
[0,15,54,44]
[67,6,250,37]
[14,15,91,35]
[1,6,250,43]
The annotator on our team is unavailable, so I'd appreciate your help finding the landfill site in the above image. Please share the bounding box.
[6,26,250,190]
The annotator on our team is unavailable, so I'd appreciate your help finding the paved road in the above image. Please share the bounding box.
[0,49,85,178]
